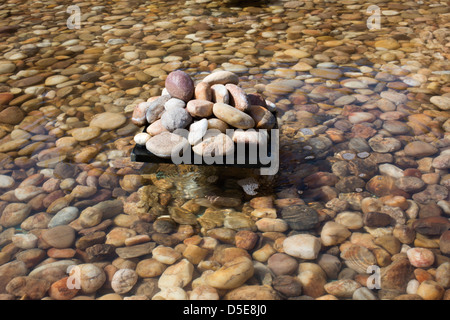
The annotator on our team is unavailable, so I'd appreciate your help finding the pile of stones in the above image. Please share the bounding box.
[131,70,277,161]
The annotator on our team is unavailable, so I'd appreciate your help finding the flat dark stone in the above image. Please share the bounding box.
[86,244,116,262]
[281,205,319,231]
[363,212,393,228]
[413,217,450,236]
[0,25,19,34]
[80,71,103,83]
[115,242,156,259]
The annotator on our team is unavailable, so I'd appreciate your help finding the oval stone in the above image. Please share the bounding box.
[202,71,239,86]
[186,99,214,118]
[404,141,438,158]
[41,226,76,249]
[205,256,254,290]
[48,207,79,228]
[310,68,342,80]
[146,132,189,159]
[0,62,16,74]
[0,106,25,125]
[0,175,14,189]
[430,96,450,111]
[71,127,101,142]
[45,75,69,86]
[212,103,255,129]
[90,112,126,130]
[134,132,151,145]
[165,70,194,102]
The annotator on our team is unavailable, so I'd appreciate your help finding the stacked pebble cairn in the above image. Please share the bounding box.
[131,70,277,161]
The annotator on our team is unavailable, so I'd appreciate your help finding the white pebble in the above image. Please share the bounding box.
[134,132,151,145]
[111,269,138,294]
[406,279,420,295]
[0,175,15,189]
[188,119,208,145]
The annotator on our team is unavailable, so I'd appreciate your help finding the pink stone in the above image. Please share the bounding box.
[165,70,194,102]
[407,248,435,268]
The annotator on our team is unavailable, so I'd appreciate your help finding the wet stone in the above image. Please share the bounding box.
[86,244,116,262]
[395,177,425,193]
[369,136,401,153]
[363,212,393,228]
[280,205,319,231]
[430,96,450,111]
[310,68,343,80]
[202,71,239,86]
[283,234,321,260]
[71,127,101,142]
[115,242,156,259]
[413,217,450,236]
[404,141,438,158]
[80,72,102,83]
[0,107,25,125]
[53,163,77,179]
[90,112,127,130]
[41,226,76,249]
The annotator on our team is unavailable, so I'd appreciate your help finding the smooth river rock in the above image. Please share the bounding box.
[212,103,255,129]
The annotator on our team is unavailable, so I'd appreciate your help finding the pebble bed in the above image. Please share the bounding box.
[0,0,449,301]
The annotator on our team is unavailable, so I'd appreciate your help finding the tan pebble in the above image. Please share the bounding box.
[207,118,229,133]
[194,82,212,101]
[205,256,254,290]
[136,258,166,278]
[182,244,209,265]
[224,285,279,300]
[252,243,276,262]
[152,246,181,264]
[158,259,194,289]
[416,280,445,300]
[186,99,214,118]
